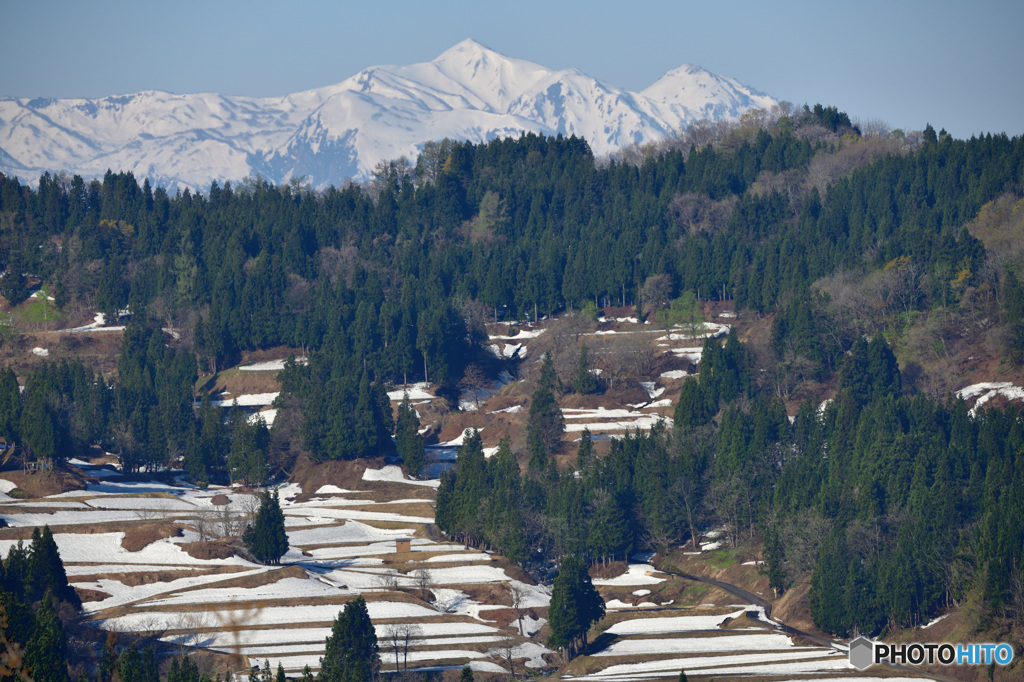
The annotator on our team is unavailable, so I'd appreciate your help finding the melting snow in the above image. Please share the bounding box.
[362,465,440,488]
[592,563,665,586]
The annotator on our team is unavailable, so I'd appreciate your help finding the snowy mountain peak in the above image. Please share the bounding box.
[0,41,777,191]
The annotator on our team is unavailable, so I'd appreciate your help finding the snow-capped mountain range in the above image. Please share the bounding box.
[0,39,776,191]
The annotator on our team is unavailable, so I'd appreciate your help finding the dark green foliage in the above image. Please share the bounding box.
[0,262,28,307]
[24,593,68,682]
[114,645,159,682]
[1004,267,1024,364]
[229,414,270,486]
[244,489,288,564]
[285,351,394,462]
[570,345,599,394]
[547,555,604,660]
[166,656,204,682]
[0,366,21,444]
[528,353,564,454]
[395,393,426,476]
[318,596,380,682]
[807,103,858,133]
[459,667,474,682]
[29,526,79,608]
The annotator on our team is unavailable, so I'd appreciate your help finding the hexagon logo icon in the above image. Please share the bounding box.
[849,636,875,670]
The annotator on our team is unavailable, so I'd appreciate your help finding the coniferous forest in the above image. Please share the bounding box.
[2,104,1024,649]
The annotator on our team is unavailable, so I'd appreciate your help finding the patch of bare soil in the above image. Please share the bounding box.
[769,579,830,638]
[237,346,304,366]
[69,569,223,586]
[200,367,282,400]
[721,612,772,630]
[0,467,87,497]
[179,539,243,561]
[0,329,124,380]
[121,522,183,551]
[173,565,309,594]
[209,493,231,506]
[589,561,628,581]
[290,455,385,500]
[74,587,113,603]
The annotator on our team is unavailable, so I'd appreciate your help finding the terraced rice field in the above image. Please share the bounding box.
[0,462,551,676]
[0,458,931,679]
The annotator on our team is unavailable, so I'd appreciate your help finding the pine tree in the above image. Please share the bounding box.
[0,366,21,444]
[244,489,289,564]
[29,525,79,608]
[395,393,426,476]
[570,345,598,394]
[576,429,593,473]
[529,356,564,454]
[24,593,69,682]
[319,596,380,682]
[547,555,604,661]
[459,667,474,682]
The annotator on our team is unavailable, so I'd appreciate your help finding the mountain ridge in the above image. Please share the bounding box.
[0,39,776,190]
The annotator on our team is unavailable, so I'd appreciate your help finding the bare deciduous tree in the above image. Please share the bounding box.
[376,569,400,592]
[412,568,431,601]
[458,364,490,410]
[507,582,528,637]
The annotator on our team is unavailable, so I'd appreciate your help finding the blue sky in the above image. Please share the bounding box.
[2,0,1022,138]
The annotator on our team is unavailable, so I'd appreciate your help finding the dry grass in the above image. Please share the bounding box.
[0,467,87,497]
[589,561,629,580]
[75,587,113,602]
[289,456,383,500]
[178,539,243,561]
[171,565,308,594]
[69,568,224,586]
[121,522,183,551]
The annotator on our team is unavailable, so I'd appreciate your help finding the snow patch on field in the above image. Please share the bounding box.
[515,615,546,637]
[488,328,545,341]
[238,357,306,371]
[387,383,433,401]
[593,632,796,656]
[145,576,348,606]
[921,613,950,629]
[425,553,491,563]
[573,649,842,679]
[0,532,254,568]
[957,382,1024,415]
[592,564,665,586]
[362,465,440,488]
[606,599,658,610]
[100,600,440,632]
[606,609,746,634]
[210,392,279,407]
[639,382,664,399]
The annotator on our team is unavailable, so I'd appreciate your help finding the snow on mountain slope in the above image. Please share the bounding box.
[0,39,776,190]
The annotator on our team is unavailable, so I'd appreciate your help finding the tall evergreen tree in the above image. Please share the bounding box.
[547,555,604,661]
[24,593,69,682]
[570,345,599,394]
[28,526,79,608]
[243,489,288,564]
[319,596,380,682]
[395,393,426,476]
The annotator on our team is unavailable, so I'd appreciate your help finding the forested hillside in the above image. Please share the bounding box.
[2,104,1024,640]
